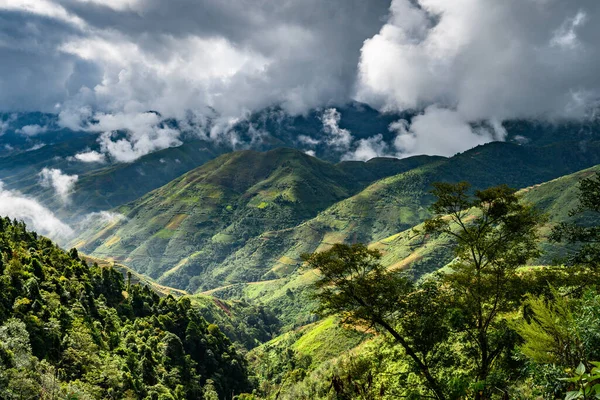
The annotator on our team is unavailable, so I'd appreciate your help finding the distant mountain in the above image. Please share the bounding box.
[74,139,600,294]
[210,163,600,332]
[72,148,440,289]
[188,140,600,291]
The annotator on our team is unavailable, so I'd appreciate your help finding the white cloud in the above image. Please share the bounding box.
[26,143,46,152]
[72,0,140,11]
[76,211,126,230]
[0,0,86,28]
[0,121,9,136]
[0,181,73,241]
[0,114,16,135]
[0,0,391,121]
[97,127,181,163]
[59,110,183,162]
[17,124,48,136]
[320,108,353,151]
[352,0,600,155]
[391,107,496,157]
[2,0,600,159]
[551,10,587,50]
[70,150,105,163]
[342,134,390,161]
[39,168,78,204]
[356,1,600,122]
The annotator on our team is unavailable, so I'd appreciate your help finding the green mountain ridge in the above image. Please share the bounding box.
[206,140,600,292]
[74,140,600,294]
[73,148,439,291]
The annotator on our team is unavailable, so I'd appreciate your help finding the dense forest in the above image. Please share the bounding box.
[0,217,250,399]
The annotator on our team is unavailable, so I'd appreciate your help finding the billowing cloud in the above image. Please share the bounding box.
[320,108,353,151]
[39,168,78,203]
[0,0,390,118]
[342,134,390,161]
[0,181,73,240]
[357,0,600,121]
[390,107,499,157]
[352,0,600,156]
[76,210,126,230]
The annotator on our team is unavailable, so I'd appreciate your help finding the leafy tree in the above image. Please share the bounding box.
[303,243,450,400]
[0,217,252,399]
[422,182,543,398]
[304,183,545,399]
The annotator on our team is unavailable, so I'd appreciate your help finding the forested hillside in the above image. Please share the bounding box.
[0,217,250,399]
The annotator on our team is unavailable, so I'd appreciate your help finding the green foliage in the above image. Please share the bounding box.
[561,362,600,400]
[423,182,544,398]
[513,289,581,366]
[299,182,551,400]
[0,217,251,399]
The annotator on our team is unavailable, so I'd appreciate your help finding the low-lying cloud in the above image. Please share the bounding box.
[0,181,73,241]
[70,150,106,163]
[18,124,48,136]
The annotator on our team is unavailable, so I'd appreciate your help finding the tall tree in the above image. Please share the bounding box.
[304,183,545,399]
[422,182,543,398]
[303,243,450,399]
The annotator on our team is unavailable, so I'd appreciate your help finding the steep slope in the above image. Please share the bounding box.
[0,218,250,399]
[74,148,439,290]
[214,163,600,333]
[213,140,600,289]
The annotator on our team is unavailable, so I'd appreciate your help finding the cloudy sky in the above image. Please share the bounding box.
[1,0,600,239]
[2,0,599,121]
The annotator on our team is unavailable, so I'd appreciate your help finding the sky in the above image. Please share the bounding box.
[1,0,600,156]
[2,0,600,238]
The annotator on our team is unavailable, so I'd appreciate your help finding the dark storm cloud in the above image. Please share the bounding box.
[0,10,84,111]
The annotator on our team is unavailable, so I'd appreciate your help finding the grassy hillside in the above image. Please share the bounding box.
[242,163,600,399]
[213,141,600,290]
[76,141,600,295]
[73,148,437,291]
[209,161,600,334]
